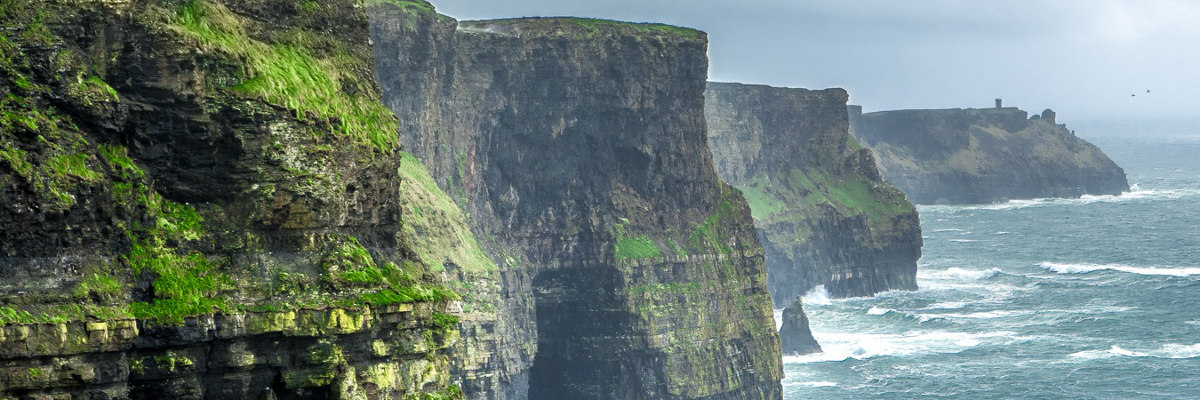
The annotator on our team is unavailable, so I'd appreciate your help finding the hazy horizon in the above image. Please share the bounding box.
[427,0,1200,131]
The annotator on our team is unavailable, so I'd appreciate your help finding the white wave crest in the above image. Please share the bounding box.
[949,239,981,243]
[1067,343,1200,361]
[925,267,1002,281]
[867,306,890,316]
[1040,262,1200,277]
[803,285,833,306]
[1157,343,1200,359]
[783,330,1014,364]
[919,187,1200,213]
[784,381,838,388]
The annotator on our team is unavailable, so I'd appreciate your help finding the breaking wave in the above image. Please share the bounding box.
[1040,262,1200,277]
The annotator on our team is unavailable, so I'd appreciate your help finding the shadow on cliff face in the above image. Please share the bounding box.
[527,266,648,400]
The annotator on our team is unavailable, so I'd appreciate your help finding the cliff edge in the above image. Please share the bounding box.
[850,106,1130,204]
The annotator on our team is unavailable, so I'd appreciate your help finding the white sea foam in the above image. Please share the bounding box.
[1040,262,1200,277]
[1068,345,1147,361]
[801,379,840,386]
[949,239,981,243]
[783,330,1013,364]
[1067,344,1200,361]
[803,285,833,306]
[867,306,890,316]
[919,188,1200,214]
[925,267,1002,281]
[1156,343,1200,359]
[933,228,968,233]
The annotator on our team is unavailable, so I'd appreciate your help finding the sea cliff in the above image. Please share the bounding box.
[705,83,922,304]
[369,5,783,398]
[0,0,481,397]
[850,106,1130,204]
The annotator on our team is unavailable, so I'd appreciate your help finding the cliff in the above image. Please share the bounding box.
[705,83,922,304]
[369,5,782,400]
[850,106,1130,204]
[0,0,483,398]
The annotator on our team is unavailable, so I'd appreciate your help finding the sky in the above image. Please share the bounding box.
[425,0,1200,129]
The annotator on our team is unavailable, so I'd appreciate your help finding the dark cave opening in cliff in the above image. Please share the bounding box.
[526,266,644,400]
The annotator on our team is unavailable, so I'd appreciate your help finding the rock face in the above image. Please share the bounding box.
[370,6,783,400]
[779,297,821,356]
[705,83,922,304]
[850,106,1130,204]
[0,0,481,398]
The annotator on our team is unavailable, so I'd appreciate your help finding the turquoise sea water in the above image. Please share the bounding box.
[781,135,1200,399]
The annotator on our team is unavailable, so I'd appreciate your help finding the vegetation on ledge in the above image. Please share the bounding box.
[171,0,399,152]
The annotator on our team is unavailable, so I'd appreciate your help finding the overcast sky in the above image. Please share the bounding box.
[427,0,1199,127]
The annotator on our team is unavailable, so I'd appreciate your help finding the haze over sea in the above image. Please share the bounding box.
[780,133,1200,399]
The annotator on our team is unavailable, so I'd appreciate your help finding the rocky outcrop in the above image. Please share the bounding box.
[0,0,481,398]
[370,5,783,400]
[779,297,820,356]
[850,106,1130,204]
[705,83,922,304]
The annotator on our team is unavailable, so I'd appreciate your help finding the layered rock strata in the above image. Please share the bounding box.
[370,5,783,400]
[705,83,922,304]
[0,0,483,397]
[850,106,1129,204]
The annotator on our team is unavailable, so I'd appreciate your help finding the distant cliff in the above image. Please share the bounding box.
[0,0,478,398]
[706,83,922,304]
[850,106,1129,204]
[370,5,782,400]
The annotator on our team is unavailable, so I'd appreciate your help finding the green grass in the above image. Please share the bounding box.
[173,0,398,152]
[615,235,662,260]
[688,194,737,255]
[431,311,459,330]
[364,0,436,13]
[46,153,101,183]
[72,272,124,300]
[737,177,786,220]
[398,152,496,272]
[611,218,663,260]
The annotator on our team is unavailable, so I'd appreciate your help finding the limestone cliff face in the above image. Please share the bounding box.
[0,0,481,398]
[851,107,1130,204]
[705,83,922,304]
[370,5,783,400]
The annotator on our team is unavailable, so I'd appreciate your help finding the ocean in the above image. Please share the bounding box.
[781,134,1200,399]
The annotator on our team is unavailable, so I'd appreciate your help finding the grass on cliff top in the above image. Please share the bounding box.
[398,151,496,273]
[462,17,704,40]
[362,0,436,13]
[172,0,398,152]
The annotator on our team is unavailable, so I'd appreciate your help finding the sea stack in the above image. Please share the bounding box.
[780,297,822,355]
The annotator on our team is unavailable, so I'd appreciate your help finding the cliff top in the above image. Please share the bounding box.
[364,0,437,13]
[708,81,849,102]
[459,17,705,41]
[865,107,1028,118]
